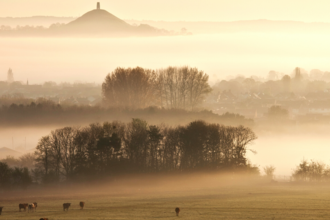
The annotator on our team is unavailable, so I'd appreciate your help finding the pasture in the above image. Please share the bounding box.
[1,175,330,220]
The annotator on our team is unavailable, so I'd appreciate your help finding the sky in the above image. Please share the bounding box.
[1,0,330,22]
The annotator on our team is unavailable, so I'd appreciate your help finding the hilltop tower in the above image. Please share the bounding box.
[7,68,14,83]
[97,2,100,10]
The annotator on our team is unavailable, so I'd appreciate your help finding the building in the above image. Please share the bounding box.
[7,68,14,83]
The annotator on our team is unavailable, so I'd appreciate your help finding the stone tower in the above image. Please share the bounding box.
[97,2,100,10]
[7,68,14,83]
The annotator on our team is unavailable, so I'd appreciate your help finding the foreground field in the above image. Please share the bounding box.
[1,175,330,220]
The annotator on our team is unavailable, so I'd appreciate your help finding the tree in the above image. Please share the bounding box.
[267,105,289,119]
[157,67,211,110]
[33,119,259,182]
[147,125,163,171]
[231,126,257,167]
[102,67,157,108]
[11,167,32,189]
[263,166,276,179]
[0,162,33,189]
[292,160,329,182]
[102,66,212,110]
[179,121,208,169]
[124,118,149,171]
[0,162,12,189]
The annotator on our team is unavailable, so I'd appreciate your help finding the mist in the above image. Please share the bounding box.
[2,2,330,219]
[2,32,330,84]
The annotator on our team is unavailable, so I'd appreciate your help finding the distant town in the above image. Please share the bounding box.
[1,69,101,106]
[2,67,330,124]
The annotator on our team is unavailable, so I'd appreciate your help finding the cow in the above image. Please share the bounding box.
[63,203,71,211]
[28,203,35,213]
[33,202,38,211]
[175,207,180,216]
[79,201,85,209]
[0,207,3,215]
[39,218,48,220]
[19,203,28,212]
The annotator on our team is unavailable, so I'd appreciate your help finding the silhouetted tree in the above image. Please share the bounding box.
[0,162,12,189]
[102,66,211,110]
[11,167,32,189]
[102,67,157,108]
[148,125,163,171]
[157,66,211,110]
[34,119,258,182]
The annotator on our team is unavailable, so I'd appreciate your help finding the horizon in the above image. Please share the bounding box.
[1,0,330,23]
[4,16,330,24]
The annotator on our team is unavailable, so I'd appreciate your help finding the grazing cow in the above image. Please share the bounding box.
[0,207,3,215]
[79,201,85,209]
[28,203,35,213]
[63,203,71,211]
[39,218,48,220]
[33,202,38,211]
[19,203,28,212]
[175,207,180,216]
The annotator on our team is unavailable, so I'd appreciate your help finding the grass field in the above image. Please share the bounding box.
[1,174,330,220]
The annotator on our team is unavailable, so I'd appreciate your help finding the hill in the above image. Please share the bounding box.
[60,7,167,37]
[67,9,130,30]
[0,16,74,27]
[0,147,22,159]
[126,19,330,34]
[0,3,170,37]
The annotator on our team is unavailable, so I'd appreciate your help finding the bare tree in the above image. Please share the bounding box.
[102,67,157,108]
[263,166,276,179]
[103,66,211,110]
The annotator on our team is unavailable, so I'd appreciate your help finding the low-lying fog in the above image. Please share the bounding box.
[2,32,330,176]
[1,126,329,176]
[247,135,330,176]
[2,32,330,84]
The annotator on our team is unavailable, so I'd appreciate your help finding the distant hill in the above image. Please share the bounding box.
[0,16,74,27]
[59,8,168,37]
[0,147,22,159]
[126,19,330,34]
[2,15,330,36]
[67,9,130,30]
[0,4,171,37]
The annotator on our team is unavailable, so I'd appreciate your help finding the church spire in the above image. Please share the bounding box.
[97,2,100,10]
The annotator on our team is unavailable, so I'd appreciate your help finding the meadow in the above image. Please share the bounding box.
[1,174,330,220]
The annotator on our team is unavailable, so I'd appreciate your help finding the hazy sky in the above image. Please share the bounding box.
[1,0,330,22]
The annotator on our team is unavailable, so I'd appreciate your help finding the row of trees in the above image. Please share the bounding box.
[292,160,330,182]
[0,100,253,127]
[102,66,212,110]
[0,162,32,189]
[262,160,330,182]
[34,119,258,183]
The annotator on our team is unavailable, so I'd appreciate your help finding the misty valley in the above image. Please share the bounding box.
[2,1,330,220]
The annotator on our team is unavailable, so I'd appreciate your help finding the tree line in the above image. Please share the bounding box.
[33,119,258,184]
[0,162,32,190]
[102,66,212,110]
[0,99,253,127]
